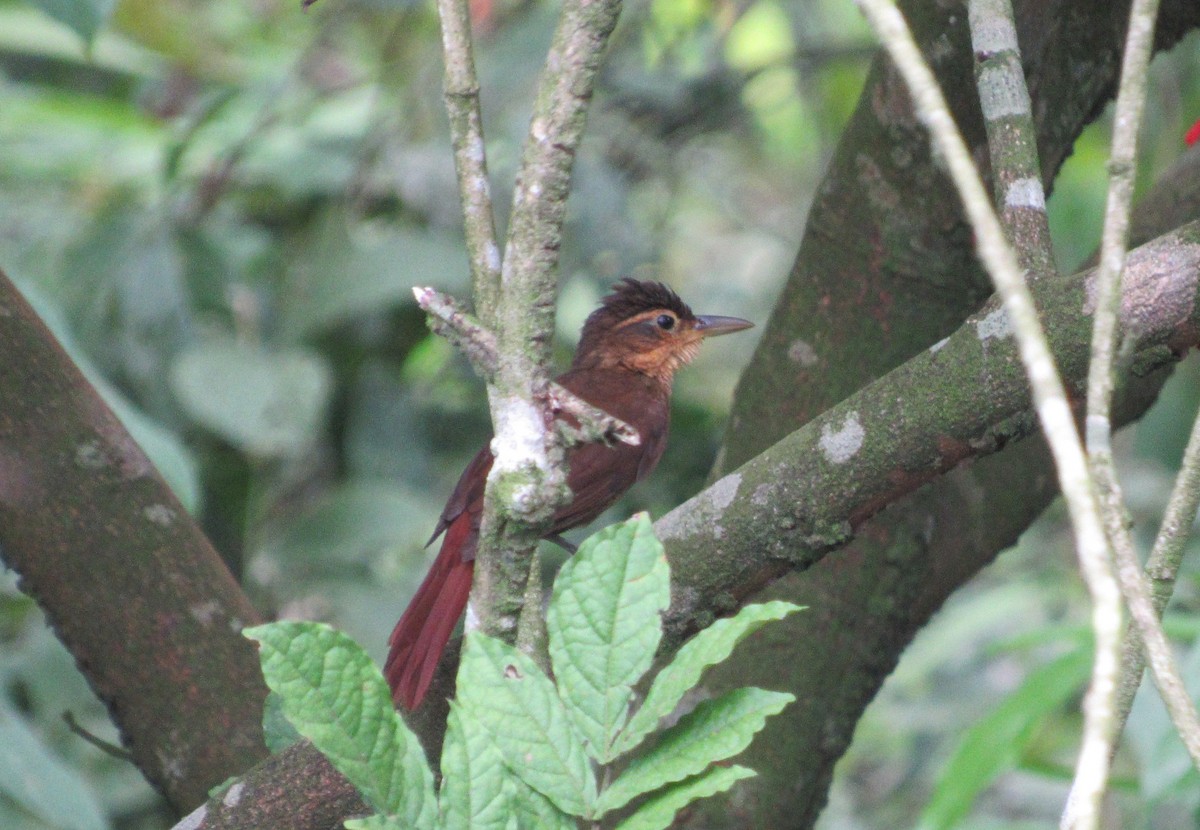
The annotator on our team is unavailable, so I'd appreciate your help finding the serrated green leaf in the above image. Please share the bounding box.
[456,632,596,817]
[171,340,332,458]
[512,777,573,830]
[612,600,803,757]
[344,816,404,830]
[917,647,1092,830]
[547,513,670,763]
[439,703,515,830]
[613,765,756,830]
[597,687,792,815]
[244,622,436,828]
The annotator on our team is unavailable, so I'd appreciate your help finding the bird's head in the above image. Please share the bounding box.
[572,279,753,382]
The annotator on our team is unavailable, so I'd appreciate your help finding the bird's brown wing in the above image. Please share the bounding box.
[426,446,491,561]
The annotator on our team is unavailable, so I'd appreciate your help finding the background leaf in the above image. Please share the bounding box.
[916,647,1093,830]
[547,513,670,762]
[0,697,108,830]
[243,622,436,827]
[26,0,114,46]
[171,340,333,458]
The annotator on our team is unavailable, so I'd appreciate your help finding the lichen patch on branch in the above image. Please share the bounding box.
[1005,177,1046,210]
[819,412,865,464]
[657,473,743,543]
[975,307,1013,340]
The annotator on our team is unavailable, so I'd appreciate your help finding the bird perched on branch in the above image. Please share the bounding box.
[386,279,753,709]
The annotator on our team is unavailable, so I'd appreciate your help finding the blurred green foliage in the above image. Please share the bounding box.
[1,0,1199,828]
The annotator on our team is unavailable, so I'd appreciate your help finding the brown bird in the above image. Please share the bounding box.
[385,279,753,709]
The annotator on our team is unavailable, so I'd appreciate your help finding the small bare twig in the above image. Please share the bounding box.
[547,383,640,449]
[62,711,134,762]
[1067,0,1200,822]
[1109,402,1200,761]
[412,286,499,379]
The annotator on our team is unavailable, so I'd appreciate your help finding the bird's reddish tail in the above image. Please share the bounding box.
[385,513,475,709]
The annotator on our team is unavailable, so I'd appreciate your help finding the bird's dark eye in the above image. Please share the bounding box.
[656,314,675,330]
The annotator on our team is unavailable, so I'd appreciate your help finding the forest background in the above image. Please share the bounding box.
[2,0,1200,828]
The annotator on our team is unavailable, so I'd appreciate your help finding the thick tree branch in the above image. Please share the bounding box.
[661,223,1200,646]
[166,221,1200,829]
[0,271,269,811]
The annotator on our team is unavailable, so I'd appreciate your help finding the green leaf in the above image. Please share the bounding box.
[612,600,803,757]
[171,340,332,458]
[511,777,573,830]
[244,622,436,828]
[261,691,302,754]
[344,816,405,830]
[27,0,113,46]
[613,765,756,830]
[455,632,596,817]
[0,698,108,830]
[439,704,515,830]
[547,513,670,762]
[597,687,792,815]
[917,647,1093,830]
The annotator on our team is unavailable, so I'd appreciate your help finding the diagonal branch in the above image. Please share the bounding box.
[660,222,1200,646]
[0,271,270,811]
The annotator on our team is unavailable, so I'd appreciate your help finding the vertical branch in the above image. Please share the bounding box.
[435,0,502,324]
[475,0,624,646]
[429,0,625,646]
[967,0,1056,279]
[851,3,1122,829]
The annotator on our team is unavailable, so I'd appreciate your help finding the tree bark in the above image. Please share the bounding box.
[0,273,270,811]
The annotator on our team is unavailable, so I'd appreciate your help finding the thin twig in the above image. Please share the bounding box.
[966,0,1055,279]
[1068,0,1200,821]
[1109,402,1200,759]
[434,0,502,322]
[851,3,1122,828]
[62,711,134,762]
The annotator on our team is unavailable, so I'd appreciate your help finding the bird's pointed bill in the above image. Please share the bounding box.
[693,315,754,337]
